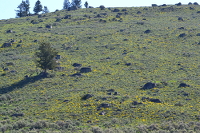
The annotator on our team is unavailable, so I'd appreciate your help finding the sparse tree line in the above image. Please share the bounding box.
[16,0,89,18]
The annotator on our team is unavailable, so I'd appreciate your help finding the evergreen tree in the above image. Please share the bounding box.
[84,1,88,8]
[16,0,30,17]
[71,0,82,8]
[63,0,71,9]
[33,0,43,14]
[25,0,30,15]
[35,42,58,74]
[43,6,49,13]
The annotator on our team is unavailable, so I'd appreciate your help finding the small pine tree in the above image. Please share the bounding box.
[71,0,82,8]
[33,0,43,14]
[43,6,49,13]
[84,1,88,8]
[16,0,30,17]
[35,42,58,74]
[63,0,71,9]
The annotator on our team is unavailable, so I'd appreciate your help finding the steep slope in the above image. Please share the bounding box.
[0,5,200,132]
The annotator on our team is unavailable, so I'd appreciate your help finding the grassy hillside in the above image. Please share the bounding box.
[0,4,200,132]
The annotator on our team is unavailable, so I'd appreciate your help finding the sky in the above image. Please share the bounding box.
[0,0,198,20]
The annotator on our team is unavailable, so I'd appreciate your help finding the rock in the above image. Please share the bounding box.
[137,11,142,14]
[123,39,128,41]
[16,44,21,47]
[72,63,82,67]
[80,67,92,73]
[6,62,14,66]
[113,92,119,95]
[125,63,131,66]
[113,8,120,12]
[63,100,69,103]
[149,98,161,103]
[70,73,82,77]
[116,14,121,18]
[46,25,52,29]
[2,42,12,48]
[178,27,185,29]
[133,101,143,105]
[122,9,127,11]
[6,30,13,33]
[178,17,184,21]
[3,68,9,71]
[33,40,38,42]
[100,103,110,108]
[196,33,200,36]
[179,33,186,37]
[178,83,190,88]
[99,5,105,10]
[194,2,199,5]
[55,67,65,71]
[107,89,115,92]
[81,94,93,100]
[107,92,112,95]
[11,113,24,117]
[152,4,158,7]
[174,102,183,106]
[64,15,71,19]
[99,111,106,115]
[89,6,94,8]
[10,70,17,73]
[141,82,156,90]
[197,11,200,13]
[144,30,151,34]
[56,18,62,22]
[141,97,150,101]
[55,55,61,59]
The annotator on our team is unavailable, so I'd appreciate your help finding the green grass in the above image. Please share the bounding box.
[0,4,200,132]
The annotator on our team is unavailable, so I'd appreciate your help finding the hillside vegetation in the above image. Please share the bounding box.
[0,4,200,133]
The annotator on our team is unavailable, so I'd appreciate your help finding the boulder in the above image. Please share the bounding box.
[141,82,156,90]
[179,33,186,37]
[81,94,93,100]
[70,73,82,77]
[125,63,131,66]
[2,42,12,48]
[178,83,190,88]
[137,11,142,14]
[99,5,105,10]
[72,63,82,67]
[100,103,110,108]
[11,113,24,117]
[80,67,92,73]
[133,101,143,105]
[196,33,200,36]
[6,30,13,33]
[46,25,52,29]
[152,4,158,7]
[99,111,106,115]
[149,98,161,103]
[64,15,71,19]
[144,30,151,34]
[113,8,120,12]
[194,2,199,5]
[178,17,184,21]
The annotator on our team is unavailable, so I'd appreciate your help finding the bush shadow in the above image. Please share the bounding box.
[0,73,47,94]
